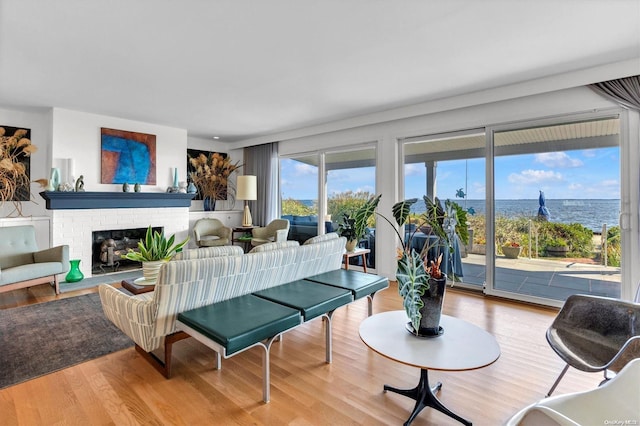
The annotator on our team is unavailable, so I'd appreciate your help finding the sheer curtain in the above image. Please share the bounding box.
[590,75,640,111]
[243,142,279,226]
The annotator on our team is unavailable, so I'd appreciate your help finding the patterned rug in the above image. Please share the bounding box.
[0,293,133,389]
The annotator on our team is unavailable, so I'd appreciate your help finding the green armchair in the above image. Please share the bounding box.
[0,225,69,295]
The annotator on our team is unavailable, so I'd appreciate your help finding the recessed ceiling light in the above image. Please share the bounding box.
[213,136,220,140]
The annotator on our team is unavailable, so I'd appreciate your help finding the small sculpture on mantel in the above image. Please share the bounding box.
[75,175,85,192]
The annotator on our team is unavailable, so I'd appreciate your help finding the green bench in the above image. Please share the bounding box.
[305,269,389,316]
[176,271,389,403]
[177,294,302,402]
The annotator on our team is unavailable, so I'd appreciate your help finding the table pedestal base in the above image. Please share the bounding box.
[384,369,471,426]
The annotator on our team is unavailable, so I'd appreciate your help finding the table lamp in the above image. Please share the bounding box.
[236,175,257,227]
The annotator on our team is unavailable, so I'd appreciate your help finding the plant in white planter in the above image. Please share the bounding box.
[121,226,189,283]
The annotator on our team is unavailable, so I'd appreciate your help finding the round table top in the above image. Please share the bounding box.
[359,310,500,371]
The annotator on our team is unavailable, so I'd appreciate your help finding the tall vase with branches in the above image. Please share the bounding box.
[0,127,36,217]
[188,153,242,210]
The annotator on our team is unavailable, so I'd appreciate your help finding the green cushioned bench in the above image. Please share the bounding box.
[253,280,353,365]
[304,269,389,316]
[177,294,302,403]
[176,281,353,403]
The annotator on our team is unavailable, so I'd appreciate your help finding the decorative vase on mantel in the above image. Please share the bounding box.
[203,197,216,211]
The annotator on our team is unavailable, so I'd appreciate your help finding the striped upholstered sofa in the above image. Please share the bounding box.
[98,233,346,376]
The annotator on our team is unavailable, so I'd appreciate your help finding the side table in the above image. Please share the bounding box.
[343,248,370,273]
[121,279,155,295]
[232,226,255,252]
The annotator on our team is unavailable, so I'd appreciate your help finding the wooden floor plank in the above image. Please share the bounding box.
[0,282,603,425]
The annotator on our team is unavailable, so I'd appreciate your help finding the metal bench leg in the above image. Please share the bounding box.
[323,312,334,363]
[260,334,281,403]
[546,364,570,397]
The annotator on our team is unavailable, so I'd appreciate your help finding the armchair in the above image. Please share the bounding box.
[545,293,640,397]
[193,218,232,247]
[251,219,290,247]
[0,225,69,295]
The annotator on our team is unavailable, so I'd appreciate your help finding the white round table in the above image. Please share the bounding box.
[359,311,500,425]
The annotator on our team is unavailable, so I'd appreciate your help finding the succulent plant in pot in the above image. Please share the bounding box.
[121,226,190,284]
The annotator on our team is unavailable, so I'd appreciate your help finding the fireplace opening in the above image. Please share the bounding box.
[92,227,163,275]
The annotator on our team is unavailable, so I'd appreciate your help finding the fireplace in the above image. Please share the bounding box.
[92,227,162,274]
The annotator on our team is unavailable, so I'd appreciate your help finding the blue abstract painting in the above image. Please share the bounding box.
[101,128,156,185]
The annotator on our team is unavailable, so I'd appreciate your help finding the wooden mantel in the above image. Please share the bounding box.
[39,191,196,210]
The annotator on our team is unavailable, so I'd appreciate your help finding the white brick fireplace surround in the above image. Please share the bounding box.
[51,207,190,278]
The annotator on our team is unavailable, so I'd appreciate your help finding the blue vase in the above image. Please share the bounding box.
[203,197,216,211]
[65,259,84,283]
[187,181,197,194]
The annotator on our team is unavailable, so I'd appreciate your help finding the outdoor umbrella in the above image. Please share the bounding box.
[537,190,550,221]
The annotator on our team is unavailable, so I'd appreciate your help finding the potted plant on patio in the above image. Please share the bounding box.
[376,195,458,337]
[546,237,569,257]
[502,242,522,259]
[121,226,190,284]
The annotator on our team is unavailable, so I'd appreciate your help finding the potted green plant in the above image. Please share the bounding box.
[121,226,190,284]
[502,242,521,259]
[546,237,569,257]
[376,195,459,336]
[337,194,381,252]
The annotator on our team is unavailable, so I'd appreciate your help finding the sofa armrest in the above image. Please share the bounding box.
[33,245,69,268]
[98,284,160,352]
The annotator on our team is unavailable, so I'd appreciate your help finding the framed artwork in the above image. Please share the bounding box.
[187,149,229,200]
[101,128,156,184]
[1,125,31,201]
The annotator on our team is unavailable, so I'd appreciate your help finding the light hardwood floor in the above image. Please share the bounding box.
[0,281,601,425]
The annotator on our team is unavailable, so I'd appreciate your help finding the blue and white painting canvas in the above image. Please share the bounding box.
[101,128,156,185]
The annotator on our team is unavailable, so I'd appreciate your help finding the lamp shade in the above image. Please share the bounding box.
[236,175,257,200]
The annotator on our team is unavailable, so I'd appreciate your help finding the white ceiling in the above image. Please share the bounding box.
[1,0,639,143]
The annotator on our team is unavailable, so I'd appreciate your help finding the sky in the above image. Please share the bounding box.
[280,146,620,201]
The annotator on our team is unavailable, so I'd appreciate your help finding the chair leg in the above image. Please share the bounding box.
[546,364,570,397]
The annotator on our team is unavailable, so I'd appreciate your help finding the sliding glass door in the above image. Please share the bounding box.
[403,130,486,289]
[402,112,629,305]
[488,117,622,302]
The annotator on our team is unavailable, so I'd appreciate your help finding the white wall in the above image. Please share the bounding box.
[51,108,188,193]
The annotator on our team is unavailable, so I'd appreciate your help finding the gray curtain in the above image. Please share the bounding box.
[243,142,279,226]
[589,75,640,111]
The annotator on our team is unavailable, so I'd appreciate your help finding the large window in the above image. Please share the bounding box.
[280,146,377,271]
[402,115,624,305]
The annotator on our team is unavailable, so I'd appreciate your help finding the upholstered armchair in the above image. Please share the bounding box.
[251,219,290,247]
[0,225,69,295]
[193,218,232,247]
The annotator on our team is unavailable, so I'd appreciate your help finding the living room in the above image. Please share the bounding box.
[1,1,640,425]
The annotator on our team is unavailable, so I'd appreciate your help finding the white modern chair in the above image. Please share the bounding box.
[250,219,290,247]
[193,218,232,247]
[506,358,640,426]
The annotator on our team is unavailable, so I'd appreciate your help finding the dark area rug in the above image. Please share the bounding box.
[0,293,133,389]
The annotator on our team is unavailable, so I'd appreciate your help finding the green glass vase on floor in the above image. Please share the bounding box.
[65,259,84,283]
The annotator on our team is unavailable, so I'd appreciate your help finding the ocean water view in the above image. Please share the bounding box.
[296,198,620,232]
